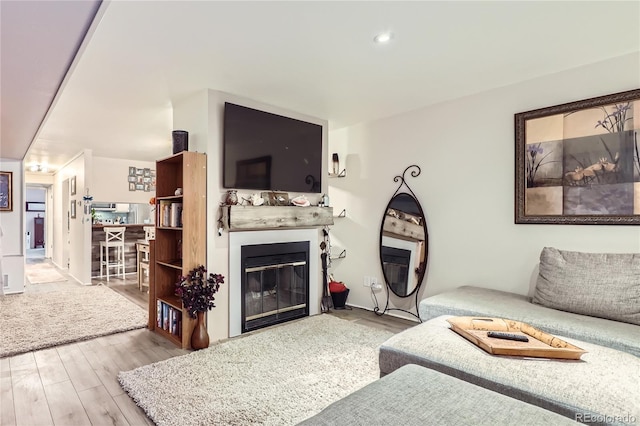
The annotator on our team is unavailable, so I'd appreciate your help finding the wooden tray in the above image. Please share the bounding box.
[447,316,587,360]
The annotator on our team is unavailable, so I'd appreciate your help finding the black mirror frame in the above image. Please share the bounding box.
[379,192,427,298]
[375,165,427,322]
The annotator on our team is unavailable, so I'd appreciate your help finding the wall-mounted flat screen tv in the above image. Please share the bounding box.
[223,102,323,193]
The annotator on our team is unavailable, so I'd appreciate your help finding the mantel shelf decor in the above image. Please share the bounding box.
[221,205,334,231]
[515,88,640,225]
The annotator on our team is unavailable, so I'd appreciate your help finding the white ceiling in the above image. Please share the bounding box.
[3,1,640,174]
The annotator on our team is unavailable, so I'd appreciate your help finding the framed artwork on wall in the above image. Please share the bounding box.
[515,88,640,224]
[26,202,45,212]
[70,176,77,196]
[70,200,76,219]
[0,171,13,211]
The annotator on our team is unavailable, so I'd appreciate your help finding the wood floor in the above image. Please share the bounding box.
[2,258,416,426]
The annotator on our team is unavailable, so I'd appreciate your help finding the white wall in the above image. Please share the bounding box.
[328,52,640,320]
[91,156,157,203]
[52,151,92,284]
[0,159,25,294]
[172,89,329,342]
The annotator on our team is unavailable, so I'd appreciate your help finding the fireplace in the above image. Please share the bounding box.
[381,245,411,295]
[229,229,320,337]
[381,235,418,297]
[241,241,309,332]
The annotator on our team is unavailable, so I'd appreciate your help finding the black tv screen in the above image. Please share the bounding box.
[223,102,323,193]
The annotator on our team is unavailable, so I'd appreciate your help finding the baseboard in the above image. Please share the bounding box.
[344,302,421,323]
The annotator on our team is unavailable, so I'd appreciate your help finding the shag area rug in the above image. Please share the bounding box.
[25,263,67,284]
[119,314,393,426]
[0,285,147,357]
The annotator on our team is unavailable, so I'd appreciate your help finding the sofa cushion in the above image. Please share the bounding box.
[378,316,640,424]
[533,247,640,326]
[418,285,640,357]
[299,364,578,426]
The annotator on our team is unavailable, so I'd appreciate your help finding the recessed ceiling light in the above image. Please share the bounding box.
[373,32,394,44]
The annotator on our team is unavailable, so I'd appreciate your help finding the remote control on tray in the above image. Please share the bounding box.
[486,331,529,342]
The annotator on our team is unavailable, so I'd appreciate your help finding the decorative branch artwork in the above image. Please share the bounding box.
[515,89,640,224]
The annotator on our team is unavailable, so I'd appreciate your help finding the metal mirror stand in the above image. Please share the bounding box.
[375,165,428,322]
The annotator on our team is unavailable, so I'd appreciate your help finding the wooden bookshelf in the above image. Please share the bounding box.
[149,151,207,349]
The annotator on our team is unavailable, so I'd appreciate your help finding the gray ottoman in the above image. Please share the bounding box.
[379,316,640,425]
[298,364,577,425]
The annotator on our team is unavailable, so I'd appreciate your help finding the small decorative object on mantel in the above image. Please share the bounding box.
[225,190,238,205]
[291,195,310,207]
[175,266,225,350]
[262,191,289,206]
[248,193,264,206]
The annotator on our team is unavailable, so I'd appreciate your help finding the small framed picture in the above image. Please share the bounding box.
[70,176,77,196]
[70,200,76,218]
[0,171,13,212]
[128,176,136,183]
[129,182,136,191]
[128,166,136,176]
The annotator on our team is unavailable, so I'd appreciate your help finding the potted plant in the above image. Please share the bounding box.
[175,265,224,350]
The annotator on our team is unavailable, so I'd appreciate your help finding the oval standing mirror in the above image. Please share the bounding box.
[378,166,428,302]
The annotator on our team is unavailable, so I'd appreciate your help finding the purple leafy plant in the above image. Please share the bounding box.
[175,265,224,319]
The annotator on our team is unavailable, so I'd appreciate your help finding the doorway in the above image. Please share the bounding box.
[25,185,49,263]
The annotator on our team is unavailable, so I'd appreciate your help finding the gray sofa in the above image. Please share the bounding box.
[417,285,640,357]
[376,247,640,425]
[299,364,579,426]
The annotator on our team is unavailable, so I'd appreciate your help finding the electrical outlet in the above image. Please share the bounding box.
[371,279,383,290]
[363,276,371,287]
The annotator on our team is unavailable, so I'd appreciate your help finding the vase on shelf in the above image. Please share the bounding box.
[191,311,209,350]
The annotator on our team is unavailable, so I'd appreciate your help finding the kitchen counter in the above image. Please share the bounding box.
[91,224,151,278]
[92,223,153,228]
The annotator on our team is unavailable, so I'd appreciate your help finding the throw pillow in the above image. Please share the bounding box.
[533,247,640,326]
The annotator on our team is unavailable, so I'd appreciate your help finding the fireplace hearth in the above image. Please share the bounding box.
[241,241,310,333]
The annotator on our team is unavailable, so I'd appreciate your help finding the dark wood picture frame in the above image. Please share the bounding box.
[515,89,640,225]
[70,200,76,219]
[0,171,12,212]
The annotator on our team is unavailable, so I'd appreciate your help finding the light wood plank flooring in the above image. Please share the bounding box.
[2,259,415,426]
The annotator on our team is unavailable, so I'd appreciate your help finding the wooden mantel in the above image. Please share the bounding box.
[222,205,334,231]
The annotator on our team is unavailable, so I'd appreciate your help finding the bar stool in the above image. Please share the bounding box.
[137,226,155,291]
[100,227,126,281]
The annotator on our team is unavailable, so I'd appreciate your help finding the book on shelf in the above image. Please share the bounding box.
[157,300,183,337]
[157,200,183,227]
[170,203,183,227]
[157,300,162,328]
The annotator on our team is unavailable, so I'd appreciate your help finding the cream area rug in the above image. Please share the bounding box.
[25,263,67,284]
[119,315,393,426]
[0,285,147,357]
